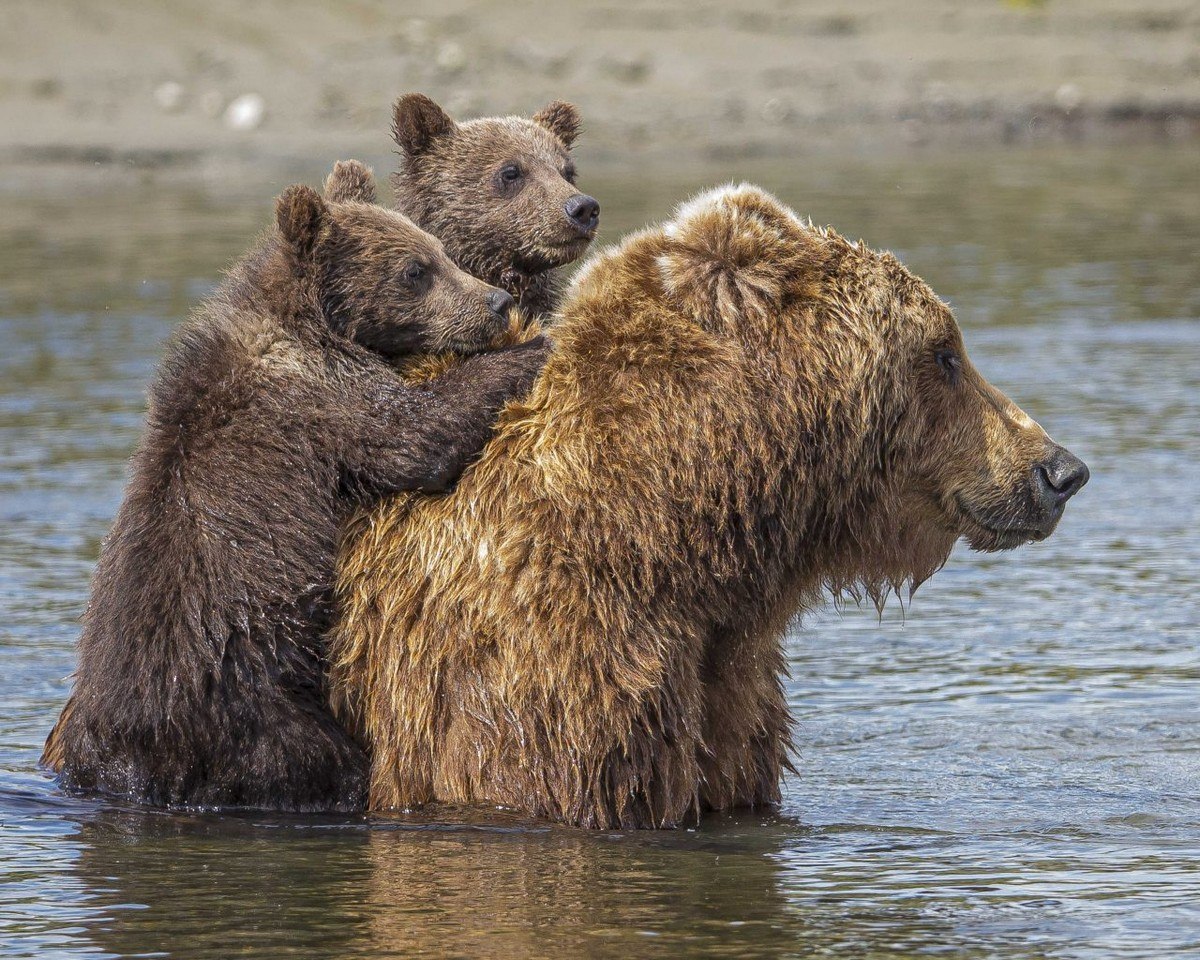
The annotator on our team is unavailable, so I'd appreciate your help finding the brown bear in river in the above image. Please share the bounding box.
[41,162,548,812]
[330,184,1090,829]
[391,94,598,319]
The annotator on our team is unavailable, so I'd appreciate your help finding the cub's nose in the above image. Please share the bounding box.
[564,194,600,236]
[488,289,515,320]
[1034,446,1090,509]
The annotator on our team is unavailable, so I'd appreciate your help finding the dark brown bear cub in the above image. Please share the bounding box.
[391,94,598,319]
[42,162,547,812]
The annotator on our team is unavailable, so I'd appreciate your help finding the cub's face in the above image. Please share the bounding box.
[276,176,513,358]
[391,95,599,277]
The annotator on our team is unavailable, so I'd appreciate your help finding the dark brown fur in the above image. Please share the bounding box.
[391,94,595,319]
[42,164,548,812]
[330,184,1088,828]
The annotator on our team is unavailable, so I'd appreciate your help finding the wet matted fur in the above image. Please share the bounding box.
[42,165,548,813]
[391,94,597,319]
[330,184,1087,829]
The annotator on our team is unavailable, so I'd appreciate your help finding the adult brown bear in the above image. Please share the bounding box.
[330,184,1089,829]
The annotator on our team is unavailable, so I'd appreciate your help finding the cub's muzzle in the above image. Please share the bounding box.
[564,194,600,237]
[488,289,516,322]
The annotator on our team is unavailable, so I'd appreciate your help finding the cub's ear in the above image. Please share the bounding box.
[276,184,327,259]
[323,160,376,204]
[532,100,582,149]
[392,93,456,157]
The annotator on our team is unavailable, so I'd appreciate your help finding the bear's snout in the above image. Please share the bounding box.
[564,194,600,236]
[488,289,516,321]
[1031,445,1090,523]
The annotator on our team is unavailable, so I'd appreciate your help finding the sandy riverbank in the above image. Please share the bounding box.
[1,0,1198,184]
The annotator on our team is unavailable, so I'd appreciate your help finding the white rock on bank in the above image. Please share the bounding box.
[153,81,185,113]
[224,93,265,131]
[1055,83,1083,112]
[436,41,466,73]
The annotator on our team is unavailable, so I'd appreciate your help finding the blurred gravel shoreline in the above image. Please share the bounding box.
[1,0,1198,185]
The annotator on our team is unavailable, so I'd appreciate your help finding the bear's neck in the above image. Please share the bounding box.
[438,237,562,320]
[226,241,328,344]
[497,266,560,319]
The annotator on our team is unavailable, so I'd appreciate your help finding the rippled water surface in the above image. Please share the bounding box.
[2,147,1198,959]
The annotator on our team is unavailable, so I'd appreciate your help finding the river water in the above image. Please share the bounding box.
[1,146,1198,959]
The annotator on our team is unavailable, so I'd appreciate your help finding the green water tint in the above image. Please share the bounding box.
[1,145,1198,958]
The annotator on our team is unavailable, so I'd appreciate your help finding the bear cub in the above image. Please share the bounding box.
[392,94,598,319]
[42,162,548,812]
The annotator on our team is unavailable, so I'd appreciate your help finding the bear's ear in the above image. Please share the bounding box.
[323,160,376,204]
[532,100,582,149]
[658,184,821,328]
[276,184,327,259]
[392,94,457,158]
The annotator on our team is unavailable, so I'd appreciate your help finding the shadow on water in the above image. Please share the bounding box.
[2,144,1199,959]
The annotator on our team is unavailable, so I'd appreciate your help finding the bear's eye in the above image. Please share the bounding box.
[935,348,962,385]
[562,163,577,185]
[404,262,426,284]
[499,164,523,184]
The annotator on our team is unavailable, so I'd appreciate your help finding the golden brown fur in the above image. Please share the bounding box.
[330,184,1088,828]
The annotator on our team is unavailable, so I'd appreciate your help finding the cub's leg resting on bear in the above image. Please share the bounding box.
[202,671,371,811]
[43,621,371,812]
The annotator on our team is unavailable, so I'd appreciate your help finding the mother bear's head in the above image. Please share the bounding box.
[652,184,1088,597]
[331,184,1089,828]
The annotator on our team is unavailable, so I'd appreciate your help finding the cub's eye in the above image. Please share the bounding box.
[499,164,522,184]
[935,348,962,384]
[404,263,426,283]
[563,163,577,185]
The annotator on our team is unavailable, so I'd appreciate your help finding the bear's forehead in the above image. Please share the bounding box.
[448,118,568,168]
[884,260,953,319]
[332,204,444,259]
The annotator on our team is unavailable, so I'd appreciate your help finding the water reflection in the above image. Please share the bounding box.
[61,805,1012,959]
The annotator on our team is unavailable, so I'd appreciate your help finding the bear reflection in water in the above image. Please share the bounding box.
[332,184,1089,830]
[66,806,966,958]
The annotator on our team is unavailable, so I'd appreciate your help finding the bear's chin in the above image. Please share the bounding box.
[951,497,1052,553]
[513,238,590,274]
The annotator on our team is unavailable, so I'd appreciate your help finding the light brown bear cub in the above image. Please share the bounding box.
[43,162,547,813]
[391,94,598,319]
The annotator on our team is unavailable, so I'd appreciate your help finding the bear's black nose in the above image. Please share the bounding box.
[564,194,600,236]
[1033,446,1090,510]
[488,289,515,319]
